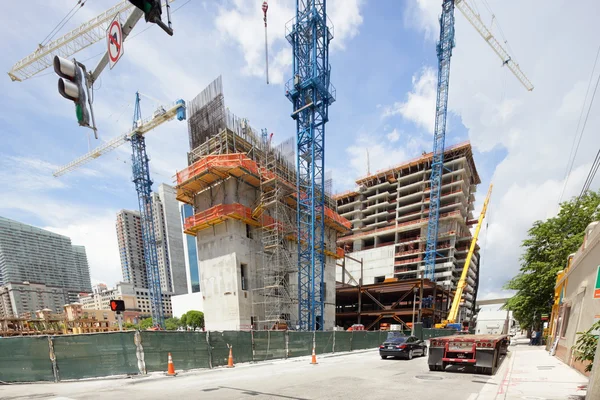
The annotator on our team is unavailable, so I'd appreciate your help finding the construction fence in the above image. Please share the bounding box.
[0,330,389,383]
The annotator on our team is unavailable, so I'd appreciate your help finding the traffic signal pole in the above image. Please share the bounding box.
[89,7,143,86]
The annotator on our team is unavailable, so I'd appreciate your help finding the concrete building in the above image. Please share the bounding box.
[174,77,350,331]
[116,210,148,288]
[334,142,481,323]
[0,216,92,316]
[180,203,201,294]
[152,184,187,295]
[549,220,600,375]
[79,281,173,318]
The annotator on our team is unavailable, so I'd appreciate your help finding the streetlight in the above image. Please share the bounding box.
[411,287,418,335]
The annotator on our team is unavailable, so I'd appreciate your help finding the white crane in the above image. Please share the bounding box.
[8,0,175,83]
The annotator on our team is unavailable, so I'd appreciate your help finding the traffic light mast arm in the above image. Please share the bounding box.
[443,183,493,326]
[88,8,144,86]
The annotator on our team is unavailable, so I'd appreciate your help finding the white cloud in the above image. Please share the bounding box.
[382,67,437,133]
[387,128,400,142]
[215,0,364,84]
[404,0,600,296]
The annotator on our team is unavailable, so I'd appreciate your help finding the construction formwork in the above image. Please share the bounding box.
[175,77,350,330]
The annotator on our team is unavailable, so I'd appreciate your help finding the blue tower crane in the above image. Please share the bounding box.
[423,0,455,280]
[130,92,164,328]
[286,0,335,331]
[424,0,533,281]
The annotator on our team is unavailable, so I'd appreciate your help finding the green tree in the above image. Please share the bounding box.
[505,191,600,329]
[181,310,204,330]
[573,320,600,372]
[123,321,139,330]
[139,318,154,330]
[165,317,181,331]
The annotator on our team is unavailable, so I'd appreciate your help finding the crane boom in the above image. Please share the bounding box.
[8,0,176,82]
[455,0,534,91]
[8,1,134,82]
[442,183,493,327]
[53,100,185,177]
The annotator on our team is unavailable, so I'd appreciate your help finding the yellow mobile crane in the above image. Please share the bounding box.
[435,183,493,329]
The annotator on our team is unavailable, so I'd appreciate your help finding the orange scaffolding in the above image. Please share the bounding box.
[176,153,351,233]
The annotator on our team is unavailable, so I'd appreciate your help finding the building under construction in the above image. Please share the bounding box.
[335,142,481,327]
[175,77,350,331]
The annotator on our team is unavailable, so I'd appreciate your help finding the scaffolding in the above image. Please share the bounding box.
[252,146,298,330]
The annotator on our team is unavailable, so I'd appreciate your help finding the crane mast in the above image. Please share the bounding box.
[286,0,335,331]
[424,0,532,282]
[424,0,455,280]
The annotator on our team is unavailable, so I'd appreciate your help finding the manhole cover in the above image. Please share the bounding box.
[415,375,443,380]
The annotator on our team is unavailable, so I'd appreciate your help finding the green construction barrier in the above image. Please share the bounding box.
[366,331,381,348]
[53,332,138,380]
[209,331,253,367]
[315,331,334,355]
[0,336,54,382]
[287,331,313,358]
[351,331,369,350]
[334,331,352,352]
[423,328,457,339]
[141,331,210,372]
[253,331,286,361]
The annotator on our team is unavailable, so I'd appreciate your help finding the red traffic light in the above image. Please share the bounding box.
[110,299,125,312]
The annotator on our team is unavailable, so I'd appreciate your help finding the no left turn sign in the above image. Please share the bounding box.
[107,14,124,69]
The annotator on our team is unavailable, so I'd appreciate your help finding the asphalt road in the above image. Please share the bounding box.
[0,347,501,400]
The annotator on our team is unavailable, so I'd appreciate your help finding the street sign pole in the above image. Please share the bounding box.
[117,311,123,331]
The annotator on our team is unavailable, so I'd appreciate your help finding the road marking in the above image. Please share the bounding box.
[467,393,478,400]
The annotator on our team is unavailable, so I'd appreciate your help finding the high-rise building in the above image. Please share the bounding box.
[152,184,187,295]
[180,203,200,293]
[335,142,481,324]
[116,210,148,288]
[0,216,92,316]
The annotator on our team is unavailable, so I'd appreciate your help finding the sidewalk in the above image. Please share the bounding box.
[476,338,588,400]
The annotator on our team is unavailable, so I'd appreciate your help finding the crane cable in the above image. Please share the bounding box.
[40,0,88,48]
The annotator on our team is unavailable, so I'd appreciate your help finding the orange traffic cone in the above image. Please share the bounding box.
[310,347,318,365]
[167,352,176,376]
[227,346,235,368]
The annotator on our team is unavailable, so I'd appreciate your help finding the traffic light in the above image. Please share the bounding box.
[128,0,173,36]
[53,56,91,129]
[110,299,126,312]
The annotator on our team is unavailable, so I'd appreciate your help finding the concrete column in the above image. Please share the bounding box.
[587,337,600,399]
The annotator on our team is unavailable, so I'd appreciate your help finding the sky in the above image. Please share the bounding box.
[1,0,599,300]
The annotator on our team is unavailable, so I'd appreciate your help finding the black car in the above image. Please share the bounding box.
[379,334,427,360]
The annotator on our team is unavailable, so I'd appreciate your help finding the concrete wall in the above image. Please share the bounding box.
[336,245,395,285]
[555,221,600,375]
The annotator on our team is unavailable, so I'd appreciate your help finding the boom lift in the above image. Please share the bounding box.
[436,183,493,329]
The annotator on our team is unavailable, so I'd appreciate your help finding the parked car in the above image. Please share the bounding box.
[379,334,427,360]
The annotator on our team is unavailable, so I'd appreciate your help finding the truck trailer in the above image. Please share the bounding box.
[427,334,509,375]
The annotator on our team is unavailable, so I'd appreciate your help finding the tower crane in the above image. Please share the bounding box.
[423,0,533,281]
[54,93,186,329]
[286,0,335,331]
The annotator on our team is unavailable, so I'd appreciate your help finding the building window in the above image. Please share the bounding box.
[246,224,252,239]
[374,276,385,283]
[241,263,249,291]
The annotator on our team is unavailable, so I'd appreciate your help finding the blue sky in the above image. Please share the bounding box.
[1,0,599,298]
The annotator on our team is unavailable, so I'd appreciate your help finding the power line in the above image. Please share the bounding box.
[558,43,600,205]
[41,0,88,47]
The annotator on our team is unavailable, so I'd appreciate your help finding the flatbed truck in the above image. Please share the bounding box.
[427,334,509,375]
